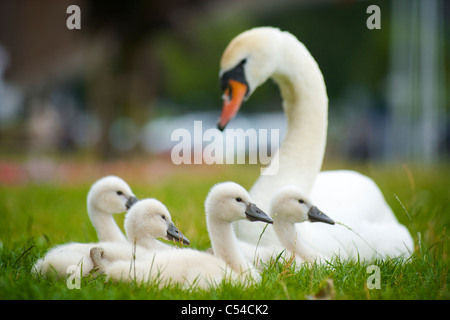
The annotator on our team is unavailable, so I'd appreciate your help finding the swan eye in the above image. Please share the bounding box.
[236,197,242,202]
[220,58,249,94]
[298,199,305,204]
[116,191,124,196]
[161,215,166,220]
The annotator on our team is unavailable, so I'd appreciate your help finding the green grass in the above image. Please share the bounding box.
[0,162,448,300]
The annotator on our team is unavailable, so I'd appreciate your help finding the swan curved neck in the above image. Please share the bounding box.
[207,215,250,274]
[135,236,167,250]
[250,36,328,207]
[272,218,317,261]
[89,206,126,242]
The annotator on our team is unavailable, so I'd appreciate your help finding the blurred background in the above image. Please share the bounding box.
[0,0,448,184]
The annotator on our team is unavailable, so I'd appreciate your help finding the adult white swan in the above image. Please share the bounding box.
[217,27,414,260]
[97,182,273,289]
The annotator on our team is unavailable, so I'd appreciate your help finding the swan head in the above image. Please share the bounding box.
[124,198,190,246]
[205,181,273,224]
[218,27,286,130]
[270,186,335,225]
[87,176,139,216]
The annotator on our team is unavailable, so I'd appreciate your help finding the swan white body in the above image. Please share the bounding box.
[32,176,139,278]
[104,182,272,289]
[33,241,148,279]
[218,27,414,260]
[303,170,414,260]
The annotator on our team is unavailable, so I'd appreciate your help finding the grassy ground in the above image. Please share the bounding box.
[0,160,448,300]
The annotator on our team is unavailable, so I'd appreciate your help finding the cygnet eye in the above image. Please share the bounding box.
[116,191,124,196]
[161,215,166,220]
[236,197,242,202]
[298,199,305,204]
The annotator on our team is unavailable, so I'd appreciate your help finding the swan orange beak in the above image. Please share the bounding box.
[218,80,248,131]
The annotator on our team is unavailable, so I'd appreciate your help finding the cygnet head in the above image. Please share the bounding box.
[218,27,293,130]
[87,176,139,216]
[270,186,335,225]
[124,198,190,246]
[205,182,273,224]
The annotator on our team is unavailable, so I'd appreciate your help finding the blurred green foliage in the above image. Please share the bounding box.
[150,0,396,114]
